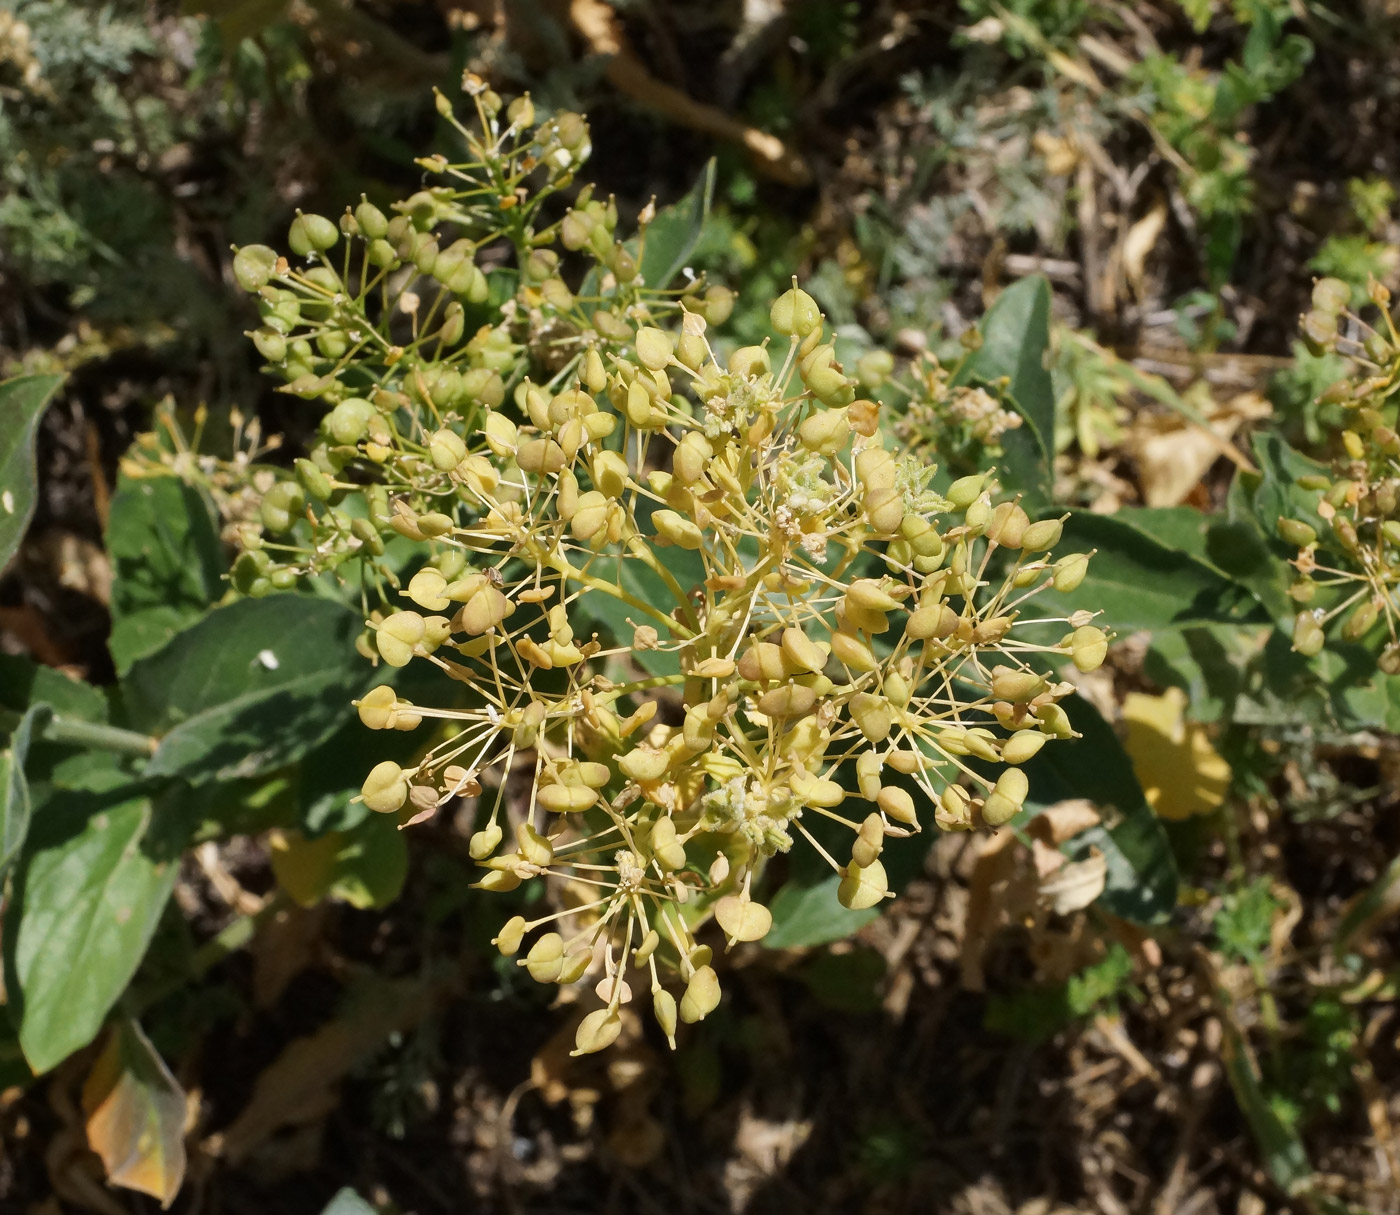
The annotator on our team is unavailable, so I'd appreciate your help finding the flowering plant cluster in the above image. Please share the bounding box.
[1285,275,1400,672]
[227,85,1104,1054]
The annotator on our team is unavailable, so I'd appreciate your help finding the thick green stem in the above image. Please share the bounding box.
[0,707,156,758]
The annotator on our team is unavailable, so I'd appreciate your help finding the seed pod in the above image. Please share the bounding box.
[619,747,670,783]
[1052,552,1090,592]
[1311,276,1350,314]
[649,817,687,870]
[856,349,895,388]
[679,965,722,1023]
[780,627,826,674]
[728,345,771,378]
[830,629,878,672]
[940,784,972,826]
[1069,625,1108,672]
[469,823,503,860]
[715,896,773,943]
[429,428,468,472]
[771,286,821,338]
[289,212,338,256]
[850,692,894,743]
[259,481,306,534]
[654,509,704,550]
[635,326,674,371]
[1001,731,1047,765]
[851,813,885,868]
[907,602,958,641]
[515,822,553,866]
[876,785,917,825]
[847,578,903,614]
[537,785,598,814]
[757,684,817,719]
[653,990,678,1046]
[1342,599,1379,641]
[738,642,790,683]
[362,761,408,814]
[407,567,450,611]
[798,408,850,455]
[493,916,526,957]
[376,610,425,666]
[526,933,565,983]
[233,244,279,292]
[864,486,905,533]
[991,667,1046,703]
[1021,518,1063,551]
[946,474,987,510]
[984,502,1029,547]
[792,772,845,807]
[1276,517,1317,547]
[838,858,889,910]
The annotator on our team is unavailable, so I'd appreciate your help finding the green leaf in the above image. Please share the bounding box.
[1,704,50,883]
[0,656,126,794]
[638,159,717,292]
[1041,510,1263,631]
[7,785,186,1073]
[106,476,225,672]
[952,276,1055,508]
[765,876,880,949]
[121,595,370,783]
[1023,693,1178,923]
[320,1189,379,1215]
[82,1018,187,1206]
[0,374,64,574]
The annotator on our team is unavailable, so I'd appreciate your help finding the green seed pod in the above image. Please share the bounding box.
[231,549,271,594]
[260,481,306,533]
[362,761,408,814]
[1311,276,1350,315]
[984,502,1029,547]
[429,428,468,472]
[350,516,384,556]
[294,458,333,502]
[1292,610,1325,656]
[1381,520,1400,548]
[233,244,279,292]
[702,284,734,326]
[946,474,986,510]
[728,345,771,378]
[367,238,397,268]
[856,349,895,388]
[1021,518,1063,552]
[355,198,389,239]
[250,328,287,362]
[653,509,704,550]
[991,667,1046,703]
[1276,516,1317,547]
[770,286,821,338]
[635,326,674,371]
[1342,599,1379,641]
[289,212,339,257]
[1381,645,1400,676]
[1288,578,1316,604]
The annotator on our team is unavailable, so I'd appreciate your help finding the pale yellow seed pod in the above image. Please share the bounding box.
[356,685,397,730]
[830,629,878,673]
[771,286,821,338]
[526,933,565,983]
[877,785,918,825]
[798,408,849,455]
[738,641,790,683]
[1052,552,1090,592]
[482,410,518,457]
[362,760,408,813]
[940,784,971,825]
[592,449,629,498]
[964,728,1000,763]
[757,684,817,719]
[985,502,1029,547]
[674,431,713,485]
[838,858,889,910]
[583,348,607,394]
[679,965,722,1023]
[907,603,957,641]
[946,473,986,509]
[991,666,1047,703]
[856,750,882,800]
[847,578,903,614]
[634,930,661,965]
[570,490,610,541]
[457,585,513,635]
[376,610,425,667]
[619,747,670,783]
[1002,731,1047,764]
[557,952,590,984]
[855,447,897,490]
[653,989,678,1046]
[625,379,656,427]
[781,627,826,674]
[537,785,598,814]
[852,813,885,868]
[887,750,920,774]
[1069,625,1108,672]
[469,823,503,860]
[883,669,912,709]
[654,508,704,550]
[850,691,894,743]
[572,1008,623,1055]
[406,568,449,611]
[635,326,674,371]
[715,896,773,943]
[516,437,566,475]
[516,822,554,866]
[791,770,845,807]
[864,486,905,534]
[555,469,580,521]
[493,916,526,956]
[649,816,688,870]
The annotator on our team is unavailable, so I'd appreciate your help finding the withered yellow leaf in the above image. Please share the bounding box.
[1121,689,1231,821]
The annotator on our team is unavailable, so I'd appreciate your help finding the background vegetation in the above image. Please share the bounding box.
[1,1,1399,1213]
